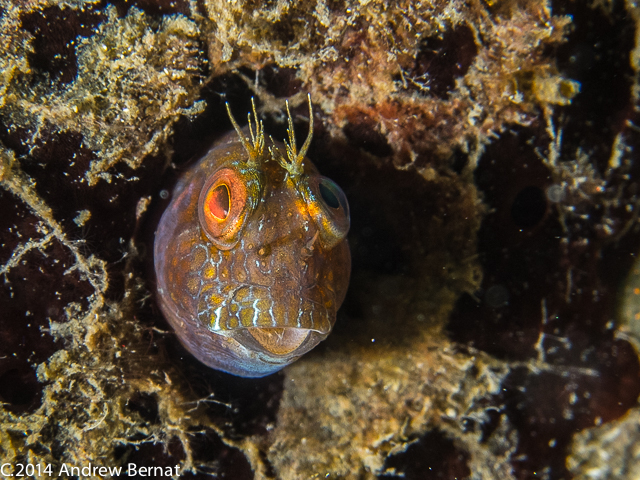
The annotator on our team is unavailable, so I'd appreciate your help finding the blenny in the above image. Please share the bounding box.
[154,97,351,377]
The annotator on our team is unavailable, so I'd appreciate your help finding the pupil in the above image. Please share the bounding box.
[319,181,340,209]
[209,184,230,219]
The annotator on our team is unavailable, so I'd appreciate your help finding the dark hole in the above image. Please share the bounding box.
[450,148,469,174]
[553,0,636,169]
[510,186,547,228]
[319,180,340,209]
[0,368,39,406]
[126,392,160,424]
[407,25,478,98]
[259,65,302,98]
[343,119,393,157]
[109,0,190,16]
[380,429,471,480]
[480,408,502,442]
[20,6,105,84]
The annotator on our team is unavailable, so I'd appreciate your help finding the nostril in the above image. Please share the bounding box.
[304,231,319,250]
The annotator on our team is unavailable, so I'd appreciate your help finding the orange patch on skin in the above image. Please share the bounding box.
[203,264,216,279]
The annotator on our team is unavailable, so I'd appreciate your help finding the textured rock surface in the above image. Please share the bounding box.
[1,0,640,479]
[567,405,640,480]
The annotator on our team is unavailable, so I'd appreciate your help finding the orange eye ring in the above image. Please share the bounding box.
[198,168,249,249]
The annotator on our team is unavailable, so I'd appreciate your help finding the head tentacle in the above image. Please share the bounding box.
[226,97,265,166]
[270,94,314,179]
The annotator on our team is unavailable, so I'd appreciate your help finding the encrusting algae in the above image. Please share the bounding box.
[2,0,640,478]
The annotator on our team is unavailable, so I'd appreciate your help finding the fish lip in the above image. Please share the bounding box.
[256,353,301,365]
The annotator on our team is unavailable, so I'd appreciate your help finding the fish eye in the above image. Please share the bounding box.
[319,178,341,209]
[315,176,349,221]
[207,184,230,220]
[199,168,251,249]
[300,175,350,249]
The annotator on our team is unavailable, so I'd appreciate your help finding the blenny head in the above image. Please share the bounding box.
[154,95,351,376]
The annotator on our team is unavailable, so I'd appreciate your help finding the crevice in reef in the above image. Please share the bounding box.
[379,429,472,479]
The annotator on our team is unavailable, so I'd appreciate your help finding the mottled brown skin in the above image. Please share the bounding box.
[154,127,351,377]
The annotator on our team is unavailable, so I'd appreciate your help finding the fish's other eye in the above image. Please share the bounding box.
[199,168,251,250]
[319,177,347,211]
[301,175,350,249]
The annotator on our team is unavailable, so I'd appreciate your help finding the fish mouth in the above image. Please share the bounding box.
[246,327,312,356]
